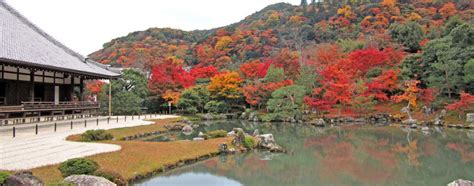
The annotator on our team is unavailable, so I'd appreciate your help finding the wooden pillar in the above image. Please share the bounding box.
[79,77,84,101]
[1,64,3,79]
[30,70,34,102]
[108,79,112,117]
[70,75,75,101]
[16,67,19,104]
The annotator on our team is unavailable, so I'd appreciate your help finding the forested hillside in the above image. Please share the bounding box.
[89,0,474,122]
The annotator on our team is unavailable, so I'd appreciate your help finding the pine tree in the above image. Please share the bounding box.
[301,0,308,6]
[310,0,317,14]
[301,0,308,16]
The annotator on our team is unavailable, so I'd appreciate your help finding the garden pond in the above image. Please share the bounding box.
[134,120,474,186]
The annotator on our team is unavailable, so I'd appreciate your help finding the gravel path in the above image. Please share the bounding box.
[0,115,179,170]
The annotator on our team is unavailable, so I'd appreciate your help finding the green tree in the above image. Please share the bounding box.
[389,22,424,52]
[177,86,210,114]
[464,59,474,83]
[422,23,474,98]
[265,85,306,121]
[264,64,285,83]
[400,53,423,81]
[296,65,318,94]
[205,101,229,114]
[99,69,148,115]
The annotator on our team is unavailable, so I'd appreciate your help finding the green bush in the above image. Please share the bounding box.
[0,171,11,184]
[94,170,127,186]
[243,136,256,150]
[205,101,228,114]
[81,130,113,141]
[59,158,99,177]
[206,130,227,138]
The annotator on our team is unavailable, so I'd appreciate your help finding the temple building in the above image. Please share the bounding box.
[0,1,120,125]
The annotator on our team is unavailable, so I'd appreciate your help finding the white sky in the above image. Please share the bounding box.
[5,0,299,56]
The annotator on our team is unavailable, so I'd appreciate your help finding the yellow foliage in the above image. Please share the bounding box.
[407,12,422,21]
[207,71,243,99]
[166,56,184,65]
[163,90,181,105]
[337,5,354,19]
[215,36,233,50]
[289,15,305,25]
[381,0,396,7]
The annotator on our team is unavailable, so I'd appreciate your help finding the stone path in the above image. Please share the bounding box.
[0,115,179,170]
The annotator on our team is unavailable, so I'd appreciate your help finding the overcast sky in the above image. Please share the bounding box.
[6,0,299,56]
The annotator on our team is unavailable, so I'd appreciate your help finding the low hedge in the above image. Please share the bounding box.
[0,171,11,184]
[81,130,113,142]
[243,136,256,150]
[59,158,99,177]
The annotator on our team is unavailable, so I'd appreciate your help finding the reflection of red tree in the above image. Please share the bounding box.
[421,139,437,157]
[446,143,474,163]
[243,156,268,173]
[364,139,399,167]
[304,135,338,148]
[204,159,218,169]
[319,141,398,184]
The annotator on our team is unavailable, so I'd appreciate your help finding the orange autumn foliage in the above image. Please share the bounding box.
[208,72,243,99]
[392,80,420,108]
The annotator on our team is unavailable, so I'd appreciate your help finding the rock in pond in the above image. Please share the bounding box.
[467,113,474,123]
[448,179,473,186]
[5,171,43,186]
[253,129,259,136]
[64,175,115,186]
[403,119,418,125]
[257,134,286,153]
[182,125,193,133]
[311,118,326,126]
[227,130,236,137]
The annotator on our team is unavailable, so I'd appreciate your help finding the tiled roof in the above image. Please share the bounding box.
[0,1,119,78]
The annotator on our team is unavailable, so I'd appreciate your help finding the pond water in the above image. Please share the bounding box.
[135,120,474,186]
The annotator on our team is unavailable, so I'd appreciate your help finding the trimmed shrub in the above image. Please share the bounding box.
[59,158,99,177]
[94,170,127,186]
[81,130,113,141]
[206,130,227,138]
[243,136,256,150]
[0,171,11,184]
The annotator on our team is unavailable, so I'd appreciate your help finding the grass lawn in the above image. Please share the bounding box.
[31,118,232,184]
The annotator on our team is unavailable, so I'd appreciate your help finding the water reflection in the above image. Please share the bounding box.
[139,121,474,186]
[135,172,242,186]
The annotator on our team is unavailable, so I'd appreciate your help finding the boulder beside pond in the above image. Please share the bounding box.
[257,134,286,153]
[64,175,116,186]
[466,113,474,123]
[5,171,43,186]
[447,179,473,186]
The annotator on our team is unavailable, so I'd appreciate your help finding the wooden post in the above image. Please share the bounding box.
[70,75,75,101]
[108,79,112,117]
[30,70,35,102]
[79,77,84,101]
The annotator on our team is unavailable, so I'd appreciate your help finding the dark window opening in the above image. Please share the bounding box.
[0,82,5,104]
[34,84,44,101]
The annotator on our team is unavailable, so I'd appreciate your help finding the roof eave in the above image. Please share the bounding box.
[0,58,120,79]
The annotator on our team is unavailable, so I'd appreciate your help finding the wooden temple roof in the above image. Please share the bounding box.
[0,1,120,79]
